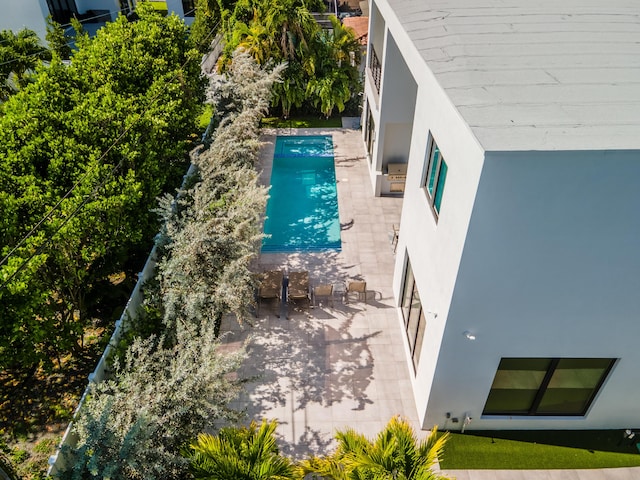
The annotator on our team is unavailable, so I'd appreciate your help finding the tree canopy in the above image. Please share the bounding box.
[63,50,284,480]
[0,27,50,99]
[219,0,361,117]
[0,3,202,373]
[187,420,299,479]
[300,417,451,480]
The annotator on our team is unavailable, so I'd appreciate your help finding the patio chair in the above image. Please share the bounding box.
[345,280,367,304]
[287,271,310,317]
[312,283,334,308]
[257,270,283,318]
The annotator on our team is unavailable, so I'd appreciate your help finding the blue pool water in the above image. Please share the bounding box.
[262,136,341,252]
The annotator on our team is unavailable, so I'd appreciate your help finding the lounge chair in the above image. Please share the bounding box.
[287,271,310,317]
[312,283,334,308]
[346,280,367,304]
[257,270,283,317]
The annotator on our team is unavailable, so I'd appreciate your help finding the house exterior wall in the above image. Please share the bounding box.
[367,0,640,431]
[0,0,50,39]
[372,33,417,195]
[423,150,640,430]
[0,0,193,41]
[391,66,485,428]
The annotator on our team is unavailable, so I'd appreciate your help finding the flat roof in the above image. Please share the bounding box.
[387,0,640,151]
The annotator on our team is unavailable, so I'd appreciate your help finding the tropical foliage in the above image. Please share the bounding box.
[187,420,298,479]
[0,27,50,99]
[305,15,362,117]
[0,3,202,373]
[61,50,284,479]
[62,329,246,479]
[219,0,361,117]
[183,418,451,480]
[300,416,451,480]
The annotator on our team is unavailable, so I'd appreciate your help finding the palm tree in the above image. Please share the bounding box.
[273,63,306,118]
[324,15,361,68]
[300,416,451,480]
[186,419,300,480]
[305,16,361,118]
[236,17,274,65]
[220,0,361,117]
[0,28,50,91]
[306,69,352,118]
[260,0,318,62]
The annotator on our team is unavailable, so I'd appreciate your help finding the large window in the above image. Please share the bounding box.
[483,358,615,416]
[423,137,447,217]
[401,260,426,371]
[182,0,196,16]
[47,0,78,24]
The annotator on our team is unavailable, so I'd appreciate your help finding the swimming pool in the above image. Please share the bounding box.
[262,135,341,252]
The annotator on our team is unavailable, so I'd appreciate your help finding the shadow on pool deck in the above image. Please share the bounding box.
[217,128,415,459]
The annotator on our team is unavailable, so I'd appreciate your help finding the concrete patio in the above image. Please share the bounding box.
[218,127,413,458]
[217,127,640,480]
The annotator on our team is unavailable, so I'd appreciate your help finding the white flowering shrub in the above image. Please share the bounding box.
[61,51,283,479]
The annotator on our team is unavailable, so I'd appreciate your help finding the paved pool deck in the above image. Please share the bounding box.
[217,127,640,480]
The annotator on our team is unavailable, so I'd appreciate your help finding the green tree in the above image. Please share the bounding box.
[187,420,299,480]
[261,0,318,62]
[0,28,50,97]
[45,15,72,60]
[189,0,226,53]
[220,0,361,118]
[300,416,451,480]
[63,50,283,480]
[0,3,203,372]
[64,329,246,480]
[306,16,361,117]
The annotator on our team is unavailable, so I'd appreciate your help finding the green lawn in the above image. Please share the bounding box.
[439,431,640,470]
[260,116,342,128]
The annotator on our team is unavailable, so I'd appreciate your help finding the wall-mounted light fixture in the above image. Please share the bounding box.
[463,330,476,340]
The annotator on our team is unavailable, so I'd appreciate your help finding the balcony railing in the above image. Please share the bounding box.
[369,46,382,93]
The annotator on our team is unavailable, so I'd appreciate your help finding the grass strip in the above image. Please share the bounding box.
[261,116,343,128]
[439,432,640,470]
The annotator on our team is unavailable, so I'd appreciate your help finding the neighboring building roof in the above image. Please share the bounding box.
[385,0,640,151]
[343,16,369,45]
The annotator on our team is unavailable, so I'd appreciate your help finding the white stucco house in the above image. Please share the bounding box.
[0,0,194,40]
[363,0,640,431]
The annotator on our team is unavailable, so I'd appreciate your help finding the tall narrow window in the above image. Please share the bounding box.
[423,137,447,217]
[366,107,375,162]
[483,358,615,416]
[401,259,426,371]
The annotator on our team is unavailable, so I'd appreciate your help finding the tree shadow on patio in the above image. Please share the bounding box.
[220,305,380,458]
